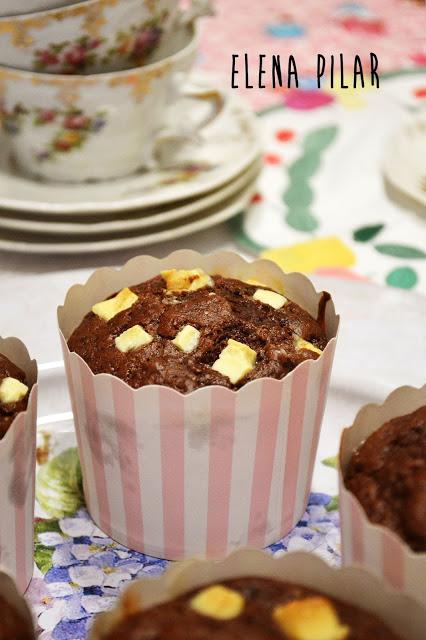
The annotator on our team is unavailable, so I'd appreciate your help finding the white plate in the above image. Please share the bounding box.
[0,79,261,216]
[0,159,262,236]
[36,276,426,497]
[383,117,426,209]
[0,179,257,254]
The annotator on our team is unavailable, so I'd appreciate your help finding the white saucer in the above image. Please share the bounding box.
[0,159,261,236]
[0,78,261,216]
[383,117,426,210]
[0,179,257,254]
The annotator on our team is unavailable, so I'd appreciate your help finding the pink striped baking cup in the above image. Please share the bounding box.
[0,337,38,593]
[339,384,426,607]
[90,549,426,640]
[58,250,339,560]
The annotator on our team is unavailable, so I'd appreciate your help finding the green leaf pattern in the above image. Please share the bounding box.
[284,125,338,233]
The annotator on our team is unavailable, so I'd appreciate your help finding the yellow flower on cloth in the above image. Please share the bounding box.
[326,85,372,109]
[261,236,356,274]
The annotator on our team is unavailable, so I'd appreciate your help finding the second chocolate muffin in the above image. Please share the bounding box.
[68,268,329,393]
[345,405,426,552]
[0,353,30,438]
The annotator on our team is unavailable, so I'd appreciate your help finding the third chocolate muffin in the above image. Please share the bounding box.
[0,353,30,438]
[345,405,426,552]
[68,268,329,393]
[98,576,402,640]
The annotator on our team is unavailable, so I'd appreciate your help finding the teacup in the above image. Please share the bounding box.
[0,0,213,74]
[0,23,225,182]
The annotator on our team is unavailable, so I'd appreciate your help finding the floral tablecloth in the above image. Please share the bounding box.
[199,0,426,293]
[199,0,426,111]
[231,69,426,292]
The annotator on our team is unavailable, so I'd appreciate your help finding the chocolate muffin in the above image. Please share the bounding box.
[68,268,328,392]
[345,405,426,552]
[0,593,34,640]
[100,576,402,640]
[0,353,30,438]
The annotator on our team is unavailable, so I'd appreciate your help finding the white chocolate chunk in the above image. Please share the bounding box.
[212,339,256,384]
[273,596,349,640]
[172,325,200,353]
[294,336,323,356]
[190,585,244,620]
[253,288,287,309]
[161,268,213,292]
[115,325,153,353]
[92,287,138,322]
[0,377,28,404]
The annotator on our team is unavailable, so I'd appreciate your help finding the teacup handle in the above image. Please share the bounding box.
[147,86,226,170]
[178,0,215,25]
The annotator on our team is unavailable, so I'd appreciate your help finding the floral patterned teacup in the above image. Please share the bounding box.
[0,0,213,74]
[0,24,225,182]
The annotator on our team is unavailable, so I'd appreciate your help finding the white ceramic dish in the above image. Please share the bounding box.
[383,117,426,210]
[0,159,261,235]
[0,81,260,212]
[0,178,257,253]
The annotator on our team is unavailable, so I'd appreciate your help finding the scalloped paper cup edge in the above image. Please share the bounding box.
[0,337,38,593]
[89,549,426,640]
[339,384,426,606]
[58,250,339,559]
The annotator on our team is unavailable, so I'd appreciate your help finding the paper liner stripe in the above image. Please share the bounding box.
[0,383,37,592]
[206,388,236,557]
[136,388,164,556]
[14,418,26,590]
[160,389,185,558]
[382,529,405,590]
[28,395,37,586]
[78,360,111,536]
[281,365,310,532]
[247,380,282,547]
[226,385,262,550]
[70,355,98,526]
[112,383,144,551]
[63,344,95,513]
[304,346,333,506]
[349,497,365,564]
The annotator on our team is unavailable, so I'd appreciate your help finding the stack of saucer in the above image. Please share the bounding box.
[0,0,262,254]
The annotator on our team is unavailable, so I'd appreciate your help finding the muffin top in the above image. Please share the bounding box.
[100,576,402,640]
[0,593,33,640]
[345,405,426,552]
[67,268,329,393]
[0,353,30,438]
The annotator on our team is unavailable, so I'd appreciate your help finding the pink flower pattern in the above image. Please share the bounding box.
[33,16,165,74]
